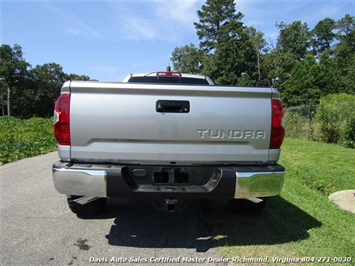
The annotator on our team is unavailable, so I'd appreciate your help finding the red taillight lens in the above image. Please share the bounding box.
[156,71,182,77]
[54,94,70,146]
[270,99,285,149]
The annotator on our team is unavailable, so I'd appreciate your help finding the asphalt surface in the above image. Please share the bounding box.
[1,152,228,266]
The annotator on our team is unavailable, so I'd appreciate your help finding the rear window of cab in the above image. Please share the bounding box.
[127,76,210,85]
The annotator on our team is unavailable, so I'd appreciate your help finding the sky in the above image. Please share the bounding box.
[1,0,354,82]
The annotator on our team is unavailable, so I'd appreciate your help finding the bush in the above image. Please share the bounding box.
[0,116,56,165]
[316,93,355,148]
[344,115,355,148]
[284,105,318,141]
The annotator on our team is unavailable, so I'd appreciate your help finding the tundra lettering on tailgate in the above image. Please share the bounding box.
[197,129,266,139]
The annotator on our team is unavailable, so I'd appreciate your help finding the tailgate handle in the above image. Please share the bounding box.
[156,100,190,113]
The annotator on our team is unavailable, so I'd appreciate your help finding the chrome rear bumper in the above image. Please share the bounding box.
[52,162,285,199]
[235,170,285,199]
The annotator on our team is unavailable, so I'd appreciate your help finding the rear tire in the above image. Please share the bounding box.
[229,198,267,215]
[67,196,107,216]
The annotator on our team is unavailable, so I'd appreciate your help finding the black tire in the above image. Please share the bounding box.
[67,196,107,216]
[229,198,267,215]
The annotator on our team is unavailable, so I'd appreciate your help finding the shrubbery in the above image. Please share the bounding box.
[316,93,355,148]
[283,105,317,140]
[0,116,56,165]
[284,93,355,148]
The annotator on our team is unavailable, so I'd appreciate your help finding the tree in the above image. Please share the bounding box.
[0,43,95,117]
[276,21,311,60]
[247,27,268,85]
[283,54,320,106]
[269,21,311,94]
[267,49,298,94]
[237,72,254,86]
[66,73,92,81]
[334,14,355,94]
[283,54,340,106]
[170,44,204,73]
[336,14,355,42]
[194,0,244,53]
[334,14,355,64]
[28,63,67,117]
[0,80,6,115]
[194,0,254,85]
[311,18,336,59]
[170,10,351,102]
[258,52,275,87]
[0,44,30,116]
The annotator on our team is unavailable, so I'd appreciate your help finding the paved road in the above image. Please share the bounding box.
[1,152,227,266]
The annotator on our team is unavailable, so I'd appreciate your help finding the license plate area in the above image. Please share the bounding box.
[125,166,217,186]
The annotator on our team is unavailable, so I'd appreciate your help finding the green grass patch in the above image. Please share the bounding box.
[0,116,57,165]
[281,138,355,196]
[211,138,355,265]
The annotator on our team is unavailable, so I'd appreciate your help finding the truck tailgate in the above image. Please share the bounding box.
[67,81,274,164]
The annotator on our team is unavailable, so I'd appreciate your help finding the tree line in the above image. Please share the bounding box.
[0,44,93,118]
[170,0,355,107]
[1,0,354,118]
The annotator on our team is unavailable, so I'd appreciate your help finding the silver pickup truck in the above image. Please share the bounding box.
[52,71,285,215]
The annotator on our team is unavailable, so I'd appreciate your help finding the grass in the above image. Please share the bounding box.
[0,116,57,165]
[210,138,355,265]
[281,138,355,196]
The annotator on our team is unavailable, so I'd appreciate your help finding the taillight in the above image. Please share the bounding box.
[270,99,285,149]
[156,71,182,77]
[54,94,70,146]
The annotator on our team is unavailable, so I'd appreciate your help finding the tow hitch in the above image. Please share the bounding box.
[150,198,191,212]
